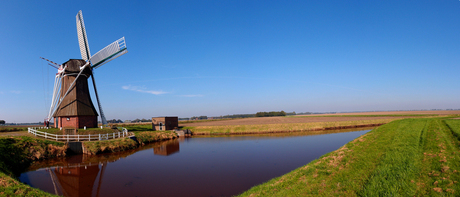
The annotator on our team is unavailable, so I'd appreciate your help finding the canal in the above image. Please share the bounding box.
[20,128,372,197]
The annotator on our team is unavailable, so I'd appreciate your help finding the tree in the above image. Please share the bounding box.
[0,120,4,124]
[255,111,286,117]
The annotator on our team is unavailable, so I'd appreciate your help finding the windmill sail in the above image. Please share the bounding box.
[91,74,107,125]
[90,37,127,69]
[76,10,91,61]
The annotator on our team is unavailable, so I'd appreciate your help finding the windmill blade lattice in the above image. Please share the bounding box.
[76,10,91,61]
[90,37,127,69]
[40,57,62,68]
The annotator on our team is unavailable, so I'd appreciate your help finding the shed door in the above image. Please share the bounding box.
[159,122,163,130]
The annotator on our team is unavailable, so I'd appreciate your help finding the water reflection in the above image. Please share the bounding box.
[21,128,373,197]
[52,162,105,197]
[153,139,180,156]
[21,139,181,196]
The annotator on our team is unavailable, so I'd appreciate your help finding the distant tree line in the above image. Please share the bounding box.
[107,119,123,123]
[190,116,208,120]
[255,111,286,117]
[297,112,312,115]
[132,118,151,122]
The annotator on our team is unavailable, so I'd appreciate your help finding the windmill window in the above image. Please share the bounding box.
[67,118,70,121]
[159,122,163,131]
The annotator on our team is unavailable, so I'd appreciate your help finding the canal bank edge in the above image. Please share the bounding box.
[237,118,460,196]
[0,130,177,196]
[0,136,65,196]
[81,130,177,155]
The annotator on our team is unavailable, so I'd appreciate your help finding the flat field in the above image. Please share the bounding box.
[180,110,459,127]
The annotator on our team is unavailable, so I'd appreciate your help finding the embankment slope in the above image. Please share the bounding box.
[238,118,460,196]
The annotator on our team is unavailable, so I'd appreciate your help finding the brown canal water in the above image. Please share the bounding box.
[20,128,373,197]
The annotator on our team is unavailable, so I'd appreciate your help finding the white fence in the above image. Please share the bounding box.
[28,127,130,142]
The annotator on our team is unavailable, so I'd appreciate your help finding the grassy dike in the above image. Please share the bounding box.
[82,130,177,154]
[0,136,66,196]
[184,119,396,135]
[238,118,460,196]
[0,129,177,196]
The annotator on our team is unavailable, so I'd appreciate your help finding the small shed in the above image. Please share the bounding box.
[152,116,178,131]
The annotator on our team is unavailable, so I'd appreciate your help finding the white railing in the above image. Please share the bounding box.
[28,127,130,142]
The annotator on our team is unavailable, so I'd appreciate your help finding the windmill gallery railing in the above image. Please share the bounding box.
[28,127,131,142]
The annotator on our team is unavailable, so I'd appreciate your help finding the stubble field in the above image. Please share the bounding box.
[180,110,459,127]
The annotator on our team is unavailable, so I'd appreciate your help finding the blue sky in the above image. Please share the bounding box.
[1,1,459,123]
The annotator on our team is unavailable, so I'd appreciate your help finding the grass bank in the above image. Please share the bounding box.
[184,119,396,135]
[238,118,460,196]
[0,136,66,196]
[0,127,28,133]
[82,130,177,155]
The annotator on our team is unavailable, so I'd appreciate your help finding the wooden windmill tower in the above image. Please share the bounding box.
[42,11,127,128]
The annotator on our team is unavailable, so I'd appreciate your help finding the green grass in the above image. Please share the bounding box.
[122,124,153,132]
[238,118,460,196]
[0,126,28,132]
[445,119,460,141]
[0,136,65,196]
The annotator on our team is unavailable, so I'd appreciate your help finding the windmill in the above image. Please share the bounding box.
[42,10,127,128]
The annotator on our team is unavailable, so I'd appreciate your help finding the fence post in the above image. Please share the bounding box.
[45,132,47,139]
[113,133,115,139]
[89,134,91,141]
[78,134,79,142]
[99,134,101,141]
[67,134,69,142]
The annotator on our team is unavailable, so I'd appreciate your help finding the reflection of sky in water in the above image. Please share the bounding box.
[21,129,370,197]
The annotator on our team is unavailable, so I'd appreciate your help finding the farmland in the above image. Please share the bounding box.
[181,110,459,135]
[180,110,457,127]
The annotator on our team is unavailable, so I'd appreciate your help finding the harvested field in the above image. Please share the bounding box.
[180,110,460,127]
[181,116,403,127]
[297,110,460,116]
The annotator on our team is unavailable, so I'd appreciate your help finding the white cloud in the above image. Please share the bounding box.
[179,94,203,97]
[122,85,167,95]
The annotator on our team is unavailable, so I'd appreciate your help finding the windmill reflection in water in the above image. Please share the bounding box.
[43,139,180,196]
